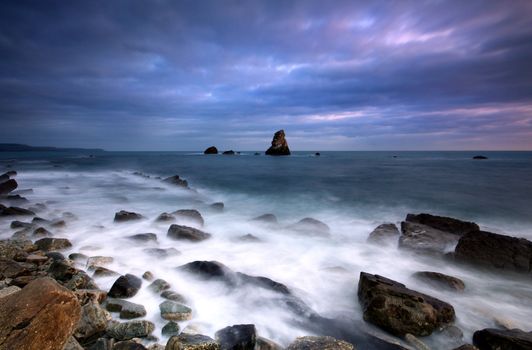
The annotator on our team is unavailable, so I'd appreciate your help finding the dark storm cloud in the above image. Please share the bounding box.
[1,0,531,150]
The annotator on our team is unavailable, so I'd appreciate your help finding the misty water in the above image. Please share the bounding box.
[1,151,532,348]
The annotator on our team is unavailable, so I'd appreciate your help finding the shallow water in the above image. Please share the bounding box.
[1,151,531,348]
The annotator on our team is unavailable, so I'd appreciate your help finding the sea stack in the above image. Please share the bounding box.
[265,130,290,156]
[204,146,218,154]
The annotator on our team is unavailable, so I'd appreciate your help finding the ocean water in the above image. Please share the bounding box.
[1,151,532,348]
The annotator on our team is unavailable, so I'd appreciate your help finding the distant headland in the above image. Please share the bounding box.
[0,143,104,152]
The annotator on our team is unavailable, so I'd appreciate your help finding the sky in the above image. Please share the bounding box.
[1,0,532,151]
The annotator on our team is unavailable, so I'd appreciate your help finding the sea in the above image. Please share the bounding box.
[1,150,531,348]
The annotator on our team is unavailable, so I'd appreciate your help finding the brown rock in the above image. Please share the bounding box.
[0,277,81,350]
[204,146,218,155]
[265,130,290,156]
[412,271,465,291]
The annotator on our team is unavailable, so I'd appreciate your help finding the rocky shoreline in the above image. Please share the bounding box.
[1,170,532,350]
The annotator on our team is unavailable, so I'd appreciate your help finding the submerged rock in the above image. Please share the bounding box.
[473,328,532,349]
[265,130,290,156]
[163,175,189,188]
[108,274,142,298]
[210,202,224,212]
[204,146,218,155]
[0,277,81,350]
[105,298,147,319]
[454,230,532,273]
[215,324,256,350]
[156,212,175,222]
[173,209,204,226]
[0,204,34,216]
[412,271,465,292]
[166,333,220,350]
[357,272,455,336]
[161,290,187,303]
[368,223,400,244]
[148,278,171,293]
[286,336,354,350]
[290,217,330,236]
[143,247,180,258]
[167,224,212,242]
[252,214,278,224]
[114,210,143,222]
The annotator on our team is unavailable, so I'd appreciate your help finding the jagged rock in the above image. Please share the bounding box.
[358,272,455,336]
[204,146,218,155]
[0,277,81,350]
[163,175,188,188]
[286,336,354,350]
[159,300,192,321]
[128,233,157,242]
[108,274,142,298]
[162,321,180,337]
[405,214,479,236]
[473,328,532,349]
[0,179,18,195]
[412,271,465,291]
[74,300,109,342]
[215,324,256,350]
[290,218,330,236]
[143,247,180,258]
[114,211,143,222]
[252,214,278,224]
[148,278,171,293]
[400,221,459,254]
[35,237,73,251]
[167,224,211,242]
[74,289,107,305]
[107,320,155,341]
[368,223,400,244]
[265,130,290,156]
[156,212,175,222]
[454,230,532,273]
[166,334,220,350]
[173,209,204,226]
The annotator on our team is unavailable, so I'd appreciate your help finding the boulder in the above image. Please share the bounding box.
[290,218,330,236]
[0,179,17,195]
[173,209,204,226]
[204,146,218,155]
[357,272,455,336]
[473,328,532,350]
[114,211,143,222]
[163,175,189,188]
[286,336,354,350]
[87,256,114,268]
[0,277,81,350]
[148,278,171,293]
[399,221,459,254]
[215,324,256,350]
[0,257,33,279]
[405,214,479,236]
[74,300,109,343]
[368,224,400,244]
[412,271,465,292]
[156,212,175,222]
[159,300,192,321]
[167,224,211,242]
[33,226,53,236]
[252,214,278,224]
[46,251,66,261]
[92,266,119,278]
[265,130,290,156]
[162,322,180,337]
[166,334,220,350]
[10,220,33,229]
[105,298,147,319]
[107,320,155,341]
[108,274,142,298]
[35,237,73,251]
[454,231,532,273]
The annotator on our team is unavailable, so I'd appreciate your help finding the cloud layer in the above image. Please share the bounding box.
[1,0,532,150]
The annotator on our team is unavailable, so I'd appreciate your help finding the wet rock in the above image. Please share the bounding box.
[252,214,278,224]
[163,175,189,188]
[400,221,459,254]
[173,209,205,226]
[0,239,37,259]
[26,253,49,264]
[162,321,180,337]
[143,247,180,258]
[161,290,187,303]
[0,257,33,279]
[0,178,17,195]
[92,266,120,278]
[204,146,218,154]
[156,212,175,222]
[89,337,115,350]
[142,271,154,281]
[255,337,282,350]
[148,278,171,293]
[128,233,157,242]
[265,130,290,156]
[114,341,148,350]
[166,333,220,350]
[404,334,430,350]
[167,224,212,242]
[405,214,479,236]
[0,204,35,216]
[35,237,73,251]
[0,285,20,299]
[357,272,455,336]
[160,300,192,321]
[210,202,224,212]
[454,230,532,273]
[46,251,66,261]
[106,298,147,319]
[179,260,231,280]
[74,289,107,305]
[290,217,330,236]
[412,271,465,291]
[452,345,478,350]
[10,220,33,229]
[63,336,84,350]
[368,223,400,244]
[286,336,354,350]
[114,210,143,222]
[64,270,97,290]
[87,256,114,268]
[33,226,53,237]
[74,301,110,342]
[0,277,81,350]
[107,320,155,341]
[108,274,142,298]
[473,328,532,350]
[69,252,89,263]
[473,155,488,160]
[215,324,256,350]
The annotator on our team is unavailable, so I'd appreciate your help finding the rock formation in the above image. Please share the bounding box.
[265,130,290,156]
[204,146,218,154]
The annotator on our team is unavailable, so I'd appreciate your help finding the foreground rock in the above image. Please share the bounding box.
[0,277,81,350]
[473,328,532,349]
[107,320,155,341]
[0,179,18,195]
[412,271,465,292]
[454,230,532,273]
[114,210,143,222]
[215,324,256,350]
[108,274,142,298]
[74,300,109,343]
[166,333,220,350]
[367,224,400,244]
[265,130,290,156]
[204,146,218,154]
[167,224,212,242]
[358,272,455,336]
[287,336,354,350]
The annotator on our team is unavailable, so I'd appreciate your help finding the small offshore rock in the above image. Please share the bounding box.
[265,130,290,156]
[223,150,235,155]
[114,210,143,222]
[215,324,256,350]
[290,217,330,236]
[286,336,354,350]
[108,274,142,298]
[159,300,193,321]
[412,271,465,291]
[35,237,73,251]
[167,224,212,242]
[368,223,400,244]
[204,146,218,154]
[165,333,220,350]
[473,155,488,160]
[162,321,181,337]
[107,320,155,341]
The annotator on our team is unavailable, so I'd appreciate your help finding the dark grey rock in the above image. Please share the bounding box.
[128,233,157,242]
[405,213,479,236]
[114,211,143,222]
[167,224,211,242]
[368,223,400,244]
[108,274,142,298]
[473,328,532,350]
[400,221,459,254]
[215,324,256,350]
[156,212,175,222]
[251,214,278,224]
[210,202,224,212]
[148,278,171,293]
[204,146,218,154]
[162,175,188,188]
[172,209,204,226]
[105,298,147,319]
[162,321,180,337]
